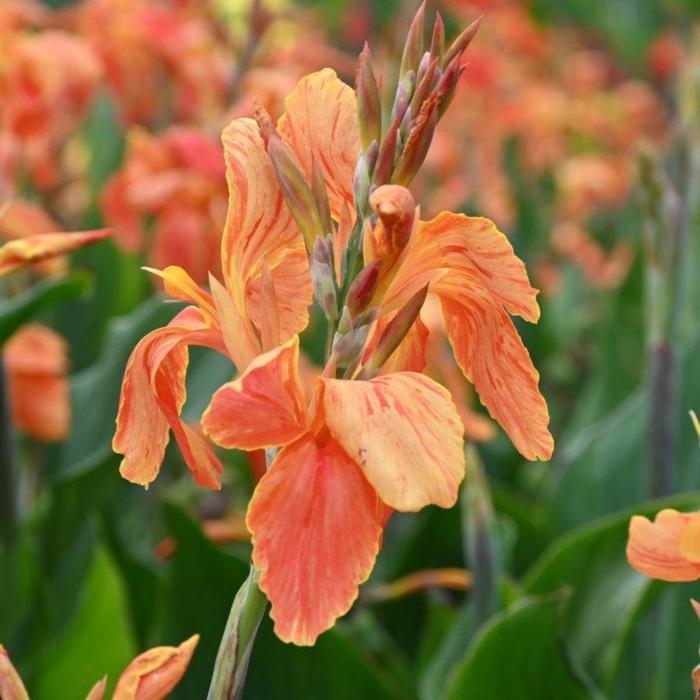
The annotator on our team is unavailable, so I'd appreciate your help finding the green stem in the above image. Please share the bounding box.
[0,354,18,544]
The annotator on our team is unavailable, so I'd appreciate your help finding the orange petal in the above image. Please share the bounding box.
[680,513,700,563]
[247,435,386,645]
[4,323,70,441]
[85,676,107,700]
[112,635,199,700]
[379,316,429,375]
[220,118,311,343]
[627,510,700,582]
[144,265,216,320]
[113,308,225,489]
[0,645,29,700]
[202,336,307,450]
[0,229,111,277]
[323,372,465,511]
[278,69,360,219]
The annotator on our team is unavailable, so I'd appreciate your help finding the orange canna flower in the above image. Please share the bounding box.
[0,228,111,277]
[115,59,552,645]
[4,324,70,442]
[627,509,700,582]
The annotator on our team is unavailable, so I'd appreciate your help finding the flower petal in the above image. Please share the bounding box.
[85,677,107,700]
[0,645,29,700]
[627,509,700,582]
[220,118,311,341]
[202,336,307,450]
[278,69,360,218]
[247,435,385,645]
[323,372,465,511]
[0,229,111,277]
[113,308,225,489]
[144,265,216,320]
[112,635,199,700]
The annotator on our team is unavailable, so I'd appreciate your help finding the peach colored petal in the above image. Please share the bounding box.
[202,336,307,450]
[85,676,107,700]
[220,118,311,342]
[112,635,199,700]
[278,69,360,219]
[0,229,111,277]
[144,265,216,320]
[5,324,69,442]
[379,317,430,375]
[680,513,700,564]
[113,307,225,489]
[627,510,700,582]
[323,372,465,511]
[0,645,29,700]
[247,435,385,645]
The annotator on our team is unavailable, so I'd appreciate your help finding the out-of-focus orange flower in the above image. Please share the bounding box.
[648,30,685,83]
[0,227,111,277]
[4,324,70,442]
[0,29,101,190]
[102,127,227,283]
[627,509,700,581]
[0,636,197,700]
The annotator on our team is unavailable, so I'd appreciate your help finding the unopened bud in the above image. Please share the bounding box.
[393,94,438,186]
[310,235,338,320]
[430,11,445,61]
[356,43,382,151]
[391,71,415,124]
[436,56,465,119]
[255,104,322,249]
[370,184,417,253]
[354,154,371,216]
[311,156,332,235]
[400,1,426,79]
[346,259,381,316]
[442,15,482,69]
[372,115,401,187]
[333,323,371,370]
[410,55,439,118]
[363,285,428,373]
[365,140,379,176]
[337,305,353,334]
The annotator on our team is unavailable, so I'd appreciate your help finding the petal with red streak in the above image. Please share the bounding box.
[247,435,385,645]
[113,308,225,489]
[323,372,465,511]
[627,509,700,582]
[202,336,307,450]
[278,69,360,218]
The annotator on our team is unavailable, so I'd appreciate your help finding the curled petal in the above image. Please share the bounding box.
[278,69,360,218]
[0,645,29,700]
[221,118,310,342]
[144,265,216,320]
[113,308,225,489]
[112,635,199,700]
[247,435,386,645]
[323,372,465,511]
[627,510,700,582]
[203,336,307,450]
[0,229,111,277]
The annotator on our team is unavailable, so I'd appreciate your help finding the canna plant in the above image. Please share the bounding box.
[111,3,553,694]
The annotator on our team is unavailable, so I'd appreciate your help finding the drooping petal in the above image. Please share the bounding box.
[626,510,700,582]
[144,265,216,319]
[323,372,465,511]
[247,435,386,645]
[112,635,199,700]
[0,645,29,700]
[278,69,360,218]
[220,118,311,342]
[4,323,69,441]
[202,336,307,450]
[0,229,111,277]
[382,213,552,461]
[113,308,226,489]
[85,677,107,700]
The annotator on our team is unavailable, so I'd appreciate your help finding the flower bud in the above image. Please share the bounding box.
[337,305,353,334]
[362,285,428,374]
[372,115,400,187]
[442,15,482,68]
[391,71,415,124]
[370,184,417,253]
[393,94,438,186]
[400,1,426,80]
[311,155,332,235]
[255,103,322,249]
[346,259,381,316]
[356,43,382,152]
[333,323,371,370]
[353,153,372,216]
[436,55,466,119]
[311,235,338,321]
[430,11,445,61]
[410,55,439,118]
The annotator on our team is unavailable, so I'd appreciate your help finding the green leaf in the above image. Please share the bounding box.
[444,594,600,700]
[0,273,90,344]
[27,547,136,699]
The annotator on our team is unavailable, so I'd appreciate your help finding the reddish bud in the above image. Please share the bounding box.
[372,115,401,187]
[430,11,445,61]
[356,43,382,151]
[400,1,426,79]
[410,55,439,117]
[442,15,482,68]
[346,259,381,316]
[393,94,438,186]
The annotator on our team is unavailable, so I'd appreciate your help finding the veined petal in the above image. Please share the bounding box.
[247,435,385,645]
[113,308,225,489]
[220,118,311,340]
[202,336,307,450]
[323,372,465,511]
[278,69,360,218]
[112,635,199,700]
[0,645,29,700]
[144,265,216,320]
[627,510,700,582]
[0,229,111,277]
